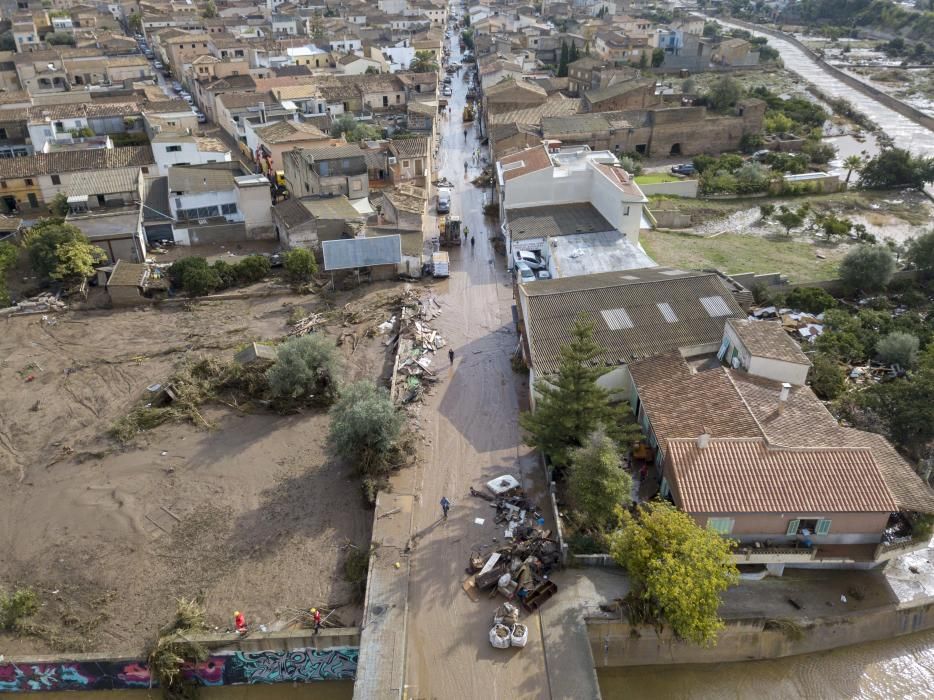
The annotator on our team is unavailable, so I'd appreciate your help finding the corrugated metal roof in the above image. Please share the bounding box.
[506,203,612,241]
[521,269,744,374]
[323,235,402,270]
[67,169,139,196]
[667,438,897,514]
[168,166,237,194]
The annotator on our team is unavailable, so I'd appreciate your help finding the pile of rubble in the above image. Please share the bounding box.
[462,476,560,615]
[751,306,824,342]
[0,292,67,317]
[389,290,446,404]
[287,313,325,337]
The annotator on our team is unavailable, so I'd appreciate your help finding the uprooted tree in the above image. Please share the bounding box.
[147,598,209,700]
[609,500,739,646]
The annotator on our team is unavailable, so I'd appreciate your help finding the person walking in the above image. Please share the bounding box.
[311,608,322,634]
[463,224,469,240]
[470,235,475,248]
[234,611,247,635]
[448,347,455,365]
[463,128,467,141]
[440,496,451,520]
[464,160,468,174]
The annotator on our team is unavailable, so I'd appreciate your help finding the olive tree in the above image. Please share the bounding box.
[267,334,341,405]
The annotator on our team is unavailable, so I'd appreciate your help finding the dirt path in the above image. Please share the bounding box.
[401,23,551,700]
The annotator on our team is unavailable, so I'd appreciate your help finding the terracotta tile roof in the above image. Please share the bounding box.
[498,144,551,182]
[667,438,897,514]
[521,269,744,374]
[389,137,428,158]
[218,90,276,110]
[728,319,811,366]
[254,120,327,144]
[0,145,154,179]
[27,101,140,122]
[487,96,582,127]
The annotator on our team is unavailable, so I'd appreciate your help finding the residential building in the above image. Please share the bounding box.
[251,119,330,177]
[271,194,365,249]
[283,142,369,199]
[387,137,430,189]
[151,132,232,175]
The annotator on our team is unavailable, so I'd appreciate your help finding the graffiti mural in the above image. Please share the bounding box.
[0,647,357,693]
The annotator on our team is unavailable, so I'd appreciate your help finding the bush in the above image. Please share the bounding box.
[284,248,318,284]
[733,162,771,193]
[784,286,837,314]
[0,586,39,630]
[802,140,837,165]
[618,155,642,176]
[907,228,934,279]
[211,259,238,289]
[809,353,846,400]
[181,265,222,297]
[329,381,403,476]
[839,245,895,295]
[876,331,920,368]
[266,334,341,405]
[168,256,210,286]
[234,254,270,284]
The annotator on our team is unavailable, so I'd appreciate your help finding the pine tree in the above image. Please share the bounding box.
[557,40,569,77]
[569,40,579,64]
[519,316,626,470]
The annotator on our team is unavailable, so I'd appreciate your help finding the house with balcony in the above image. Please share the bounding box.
[495,144,649,277]
[282,142,369,200]
[627,319,934,572]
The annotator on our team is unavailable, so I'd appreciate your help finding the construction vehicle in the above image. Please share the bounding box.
[438,214,462,246]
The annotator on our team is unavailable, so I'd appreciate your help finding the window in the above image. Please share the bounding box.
[141,167,149,174]
[623,205,630,216]
[221,202,237,215]
[165,145,182,152]
[24,178,32,186]
[816,519,832,535]
[707,518,734,535]
[403,159,410,169]
[657,303,677,323]
[304,182,309,193]
[601,308,633,330]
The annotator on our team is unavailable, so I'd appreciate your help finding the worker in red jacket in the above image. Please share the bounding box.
[234,611,247,635]
[312,608,322,634]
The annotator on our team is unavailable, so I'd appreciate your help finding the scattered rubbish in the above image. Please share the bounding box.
[378,507,402,519]
[0,292,67,317]
[486,474,520,496]
[287,313,325,337]
[474,517,485,525]
[390,290,447,404]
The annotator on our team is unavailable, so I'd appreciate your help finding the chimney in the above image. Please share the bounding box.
[697,427,710,450]
[778,382,791,414]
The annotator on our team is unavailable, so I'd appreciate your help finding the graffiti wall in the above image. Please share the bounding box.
[0,647,358,693]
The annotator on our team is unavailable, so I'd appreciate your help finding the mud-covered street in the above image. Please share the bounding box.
[400,21,552,700]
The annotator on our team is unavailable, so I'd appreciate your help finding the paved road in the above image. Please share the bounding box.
[400,18,553,700]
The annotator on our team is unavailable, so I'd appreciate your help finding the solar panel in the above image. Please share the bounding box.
[700,296,732,317]
[601,308,633,330]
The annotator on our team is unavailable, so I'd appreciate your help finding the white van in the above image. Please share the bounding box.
[436,188,452,214]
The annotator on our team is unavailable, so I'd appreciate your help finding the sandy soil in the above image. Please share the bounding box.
[0,286,400,655]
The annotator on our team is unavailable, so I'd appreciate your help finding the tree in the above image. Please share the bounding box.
[876,331,921,368]
[181,264,221,296]
[839,245,895,295]
[128,13,142,33]
[409,50,438,73]
[364,66,379,75]
[557,40,569,77]
[45,31,75,46]
[843,155,863,184]
[49,237,106,288]
[329,380,403,474]
[569,40,580,63]
[802,140,836,164]
[233,254,270,284]
[637,52,648,69]
[0,32,15,52]
[0,240,17,307]
[617,155,642,176]
[284,248,318,284]
[859,370,934,460]
[267,334,341,405]
[707,76,741,112]
[651,48,665,68]
[567,430,632,531]
[331,115,382,142]
[859,148,934,190]
[519,316,626,470]
[24,220,96,281]
[906,228,934,279]
[168,256,210,287]
[49,192,69,218]
[809,353,847,400]
[784,286,837,314]
[681,78,696,95]
[764,111,794,134]
[775,206,803,236]
[819,213,853,238]
[202,0,217,17]
[609,501,739,646]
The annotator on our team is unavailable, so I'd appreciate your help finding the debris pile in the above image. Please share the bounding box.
[462,475,560,618]
[287,313,325,337]
[0,292,67,317]
[751,306,824,342]
[389,290,446,404]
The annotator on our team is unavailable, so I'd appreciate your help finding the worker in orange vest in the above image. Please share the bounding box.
[234,611,247,635]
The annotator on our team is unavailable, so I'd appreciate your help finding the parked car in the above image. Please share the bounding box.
[752,149,772,161]
[171,81,183,92]
[536,270,552,280]
[180,93,193,104]
[670,163,696,176]
[436,187,451,214]
[512,250,547,271]
[514,261,536,284]
[442,75,452,85]
[153,61,163,70]
[442,86,453,97]
[194,110,207,123]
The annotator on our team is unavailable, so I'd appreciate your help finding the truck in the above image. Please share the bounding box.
[438,214,462,246]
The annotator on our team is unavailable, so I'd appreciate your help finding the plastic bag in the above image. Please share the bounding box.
[489,624,511,649]
[511,623,528,648]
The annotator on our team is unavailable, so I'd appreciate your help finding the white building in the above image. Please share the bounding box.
[151,133,232,176]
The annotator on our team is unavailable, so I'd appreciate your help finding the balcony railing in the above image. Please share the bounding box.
[734,546,816,564]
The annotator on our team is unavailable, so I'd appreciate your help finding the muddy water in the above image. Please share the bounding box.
[597,629,934,699]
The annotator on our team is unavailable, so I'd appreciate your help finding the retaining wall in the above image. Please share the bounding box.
[587,600,934,667]
[637,180,699,198]
[0,629,360,693]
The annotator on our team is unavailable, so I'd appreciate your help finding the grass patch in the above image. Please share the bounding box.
[635,173,680,184]
[641,229,844,283]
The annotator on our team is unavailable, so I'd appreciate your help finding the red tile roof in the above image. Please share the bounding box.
[498,144,551,182]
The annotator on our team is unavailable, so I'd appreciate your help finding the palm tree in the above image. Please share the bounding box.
[409,51,438,73]
[843,155,863,184]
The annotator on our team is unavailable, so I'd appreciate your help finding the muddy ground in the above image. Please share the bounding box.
[0,282,406,655]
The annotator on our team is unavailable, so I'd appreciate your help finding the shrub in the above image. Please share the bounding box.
[618,155,642,176]
[211,259,238,289]
[839,245,895,295]
[168,256,210,286]
[233,254,270,284]
[329,381,403,476]
[284,248,318,284]
[759,203,775,219]
[802,140,837,164]
[784,286,837,314]
[266,334,341,405]
[0,586,39,630]
[181,265,222,297]
[907,228,934,279]
[809,353,846,400]
[876,331,920,368]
